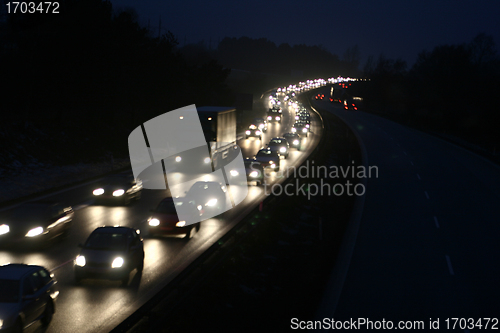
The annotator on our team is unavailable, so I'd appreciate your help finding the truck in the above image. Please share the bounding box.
[197,106,238,169]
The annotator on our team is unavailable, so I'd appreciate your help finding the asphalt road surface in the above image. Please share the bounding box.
[314,95,500,331]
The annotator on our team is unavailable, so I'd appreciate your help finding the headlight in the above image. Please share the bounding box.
[113,189,125,196]
[93,188,104,196]
[175,156,182,162]
[270,163,276,168]
[25,226,43,237]
[205,199,218,207]
[249,171,259,178]
[258,124,264,128]
[293,140,299,145]
[0,224,9,235]
[292,128,296,132]
[148,218,160,226]
[306,124,310,128]
[255,130,261,135]
[245,130,251,135]
[302,128,308,133]
[280,147,286,153]
[204,157,211,164]
[176,221,186,227]
[295,116,299,119]
[112,257,124,268]
[267,116,272,120]
[276,116,280,120]
[230,170,239,177]
[197,205,202,211]
[75,255,86,267]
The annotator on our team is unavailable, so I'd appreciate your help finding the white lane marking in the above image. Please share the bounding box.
[445,255,455,275]
[434,216,440,228]
[417,174,421,180]
[425,191,430,199]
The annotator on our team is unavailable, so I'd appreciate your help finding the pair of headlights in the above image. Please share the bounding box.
[148,218,188,228]
[75,256,124,268]
[93,189,125,196]
[0,224,44,237]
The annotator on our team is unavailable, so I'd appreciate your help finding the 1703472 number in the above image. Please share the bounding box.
[5,2,59,13]
[445,318,498,330]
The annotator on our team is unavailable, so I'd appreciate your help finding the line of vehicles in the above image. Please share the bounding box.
[244,92,311,177]
[0,75,335,331]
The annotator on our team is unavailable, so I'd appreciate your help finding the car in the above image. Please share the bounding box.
[270,105,282,114]
[266,109,282,123]
[283,132,301,150]
[292,122,309,137]
[92,174,142,205]
[0,201,73,249]
[254,148,280,171]
[74,226,144,286]
[266,137,289,159]
[297,116,310,128]
[185,181,228,217]
[147,197,201,239]
[243,160,265,185]
[0,263,58,331]
[245,125,262,140]
[252,118,268,132]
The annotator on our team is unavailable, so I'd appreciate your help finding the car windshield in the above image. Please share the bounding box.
[155,200,176,213]
[256,150,273,157]
[85,232,126,251]
[0,279,19,302]
[102,177,129,186]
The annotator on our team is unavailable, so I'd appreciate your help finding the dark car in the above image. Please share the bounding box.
[253,118,268,132]
[266,109,282,123]
[254,148,280,171]
[147,197,201,239]
[185,181,228,217]
[283,132,301,150]
[245,125,262,140]
[74,226,144,286]
[0,201,73,249]
[92,174,142,205]
[297,116,310,129]
[292,122,309,137]
[266,137,289,159]
[0,263,58,332]
[244,160,265,186]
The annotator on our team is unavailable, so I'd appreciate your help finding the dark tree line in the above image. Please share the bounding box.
[214,36,361,79]
[352,33,500,151]
[0,0,233,164]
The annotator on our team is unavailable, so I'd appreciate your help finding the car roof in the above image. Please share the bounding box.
[0,264,42,279]
[91,226,132,234]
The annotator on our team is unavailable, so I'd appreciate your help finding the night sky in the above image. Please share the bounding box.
[110,0,500,67]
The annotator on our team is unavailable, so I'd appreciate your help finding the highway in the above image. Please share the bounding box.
[0,92,323,333]
[314,93,500,329]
